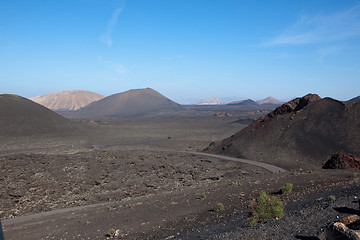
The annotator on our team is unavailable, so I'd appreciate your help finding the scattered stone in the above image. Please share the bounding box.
[331,221,360,240]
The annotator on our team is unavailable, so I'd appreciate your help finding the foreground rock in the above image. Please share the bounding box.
[323,153,360,170]
[327,215,360,240]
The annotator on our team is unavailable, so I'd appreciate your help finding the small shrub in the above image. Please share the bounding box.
[280,183,293,194]
[327,195,336,202]
[291,171,296,175]
[350,173,357,178]
[108,229,115,238]
[200,193,206,199]
[214,203,224,211]
[249,192,284,226]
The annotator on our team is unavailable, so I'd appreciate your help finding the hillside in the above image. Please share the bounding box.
[227,99,258,106]
[69,88,184,119]
[0,94,77,137]
[349,96,360,102]
[208,94,360,170]
[30,90,104,111]
[256,96,283,105]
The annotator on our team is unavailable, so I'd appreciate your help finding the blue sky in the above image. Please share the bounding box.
[1,0,360,103]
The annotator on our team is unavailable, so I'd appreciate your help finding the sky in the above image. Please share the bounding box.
[1,0,360,103]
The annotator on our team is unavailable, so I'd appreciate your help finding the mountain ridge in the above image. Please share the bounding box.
[68,88,184,119]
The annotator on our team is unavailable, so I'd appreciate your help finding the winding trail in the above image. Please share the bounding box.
[180,151,286,173]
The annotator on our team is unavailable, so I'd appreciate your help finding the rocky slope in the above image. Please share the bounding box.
[0,94,77,137]
[208,94,360,170]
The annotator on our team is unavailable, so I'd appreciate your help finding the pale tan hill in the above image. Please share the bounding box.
[30,90,104,111]
[256,96,283,105]
[0,94,77,136]
[69,88,184,119]
[192,97,224,105]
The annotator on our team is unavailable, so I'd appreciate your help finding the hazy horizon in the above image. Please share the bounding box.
[1,0,360,102]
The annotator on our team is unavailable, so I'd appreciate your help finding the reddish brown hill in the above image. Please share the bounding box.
[256,96,284,105]
[69,88,184,119]
[207,94,360,170]
[0,94,77,136]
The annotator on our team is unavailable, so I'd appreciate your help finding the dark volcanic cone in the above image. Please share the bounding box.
[227,99,258,106]
[207,94,360,170]
[69,88,184,119]
[0,94,77,136]
[349,96,360,102]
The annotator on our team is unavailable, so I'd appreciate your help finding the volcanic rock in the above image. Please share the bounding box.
[323,153,360,170]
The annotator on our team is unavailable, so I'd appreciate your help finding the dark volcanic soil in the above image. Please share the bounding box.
[1,111,360,240]
[0,149,268,220]
[1,147,359,239]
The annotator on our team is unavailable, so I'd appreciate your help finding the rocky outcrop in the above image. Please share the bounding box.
[323,153,360,170]
[241,94,321,133]
[269,93,321,117]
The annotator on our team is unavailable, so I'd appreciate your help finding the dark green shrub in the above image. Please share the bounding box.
[280,183,293,194]
[108,229,115,238]
[200,193,206,199]
[327,195,336,202]
[249,192,284,226]
[214,202,224,211]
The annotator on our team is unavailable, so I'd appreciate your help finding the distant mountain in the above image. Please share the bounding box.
[207,94,360,170]
[192,97,225,105]
[0,94,76,136]
[227,99,258,106]
[349,96,360,102]
[69,88,184,119]
[30,90,104,111]
[256,96,283,105]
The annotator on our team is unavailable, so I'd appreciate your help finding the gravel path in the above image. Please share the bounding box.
[183,151,286,173]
